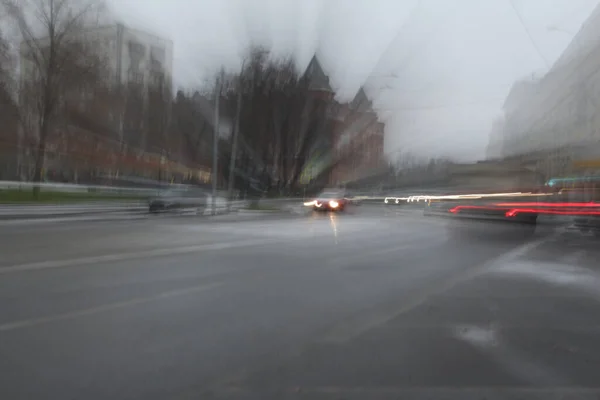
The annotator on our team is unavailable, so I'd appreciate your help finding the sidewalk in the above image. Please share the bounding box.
[0,202,147,220]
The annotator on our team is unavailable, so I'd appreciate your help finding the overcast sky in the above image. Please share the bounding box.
[107,0,600,162]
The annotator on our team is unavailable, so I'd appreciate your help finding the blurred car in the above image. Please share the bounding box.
[306,190,348,212]
[443,199,538,240]
[148,187,208,214]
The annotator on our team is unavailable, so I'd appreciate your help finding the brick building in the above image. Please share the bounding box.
[300,55,336,186]
[302,55,386,186]
[330,87,385,185]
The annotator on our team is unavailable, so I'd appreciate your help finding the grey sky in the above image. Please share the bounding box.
[107,0,599,162]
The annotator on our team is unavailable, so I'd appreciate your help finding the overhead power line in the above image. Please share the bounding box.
[363,0,424,85]
[508,0,550,69]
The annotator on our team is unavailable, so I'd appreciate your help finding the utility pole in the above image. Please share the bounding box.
[227,60,245,211]
[212,69,223,215]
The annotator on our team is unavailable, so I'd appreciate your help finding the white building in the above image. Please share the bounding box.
[20,23,173,92]
[86,23,173,91]
[485,116,506,159]
[494,3,600,177]
[499,77,541,157]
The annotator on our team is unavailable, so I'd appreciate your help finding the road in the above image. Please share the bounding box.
[1,205,600,399]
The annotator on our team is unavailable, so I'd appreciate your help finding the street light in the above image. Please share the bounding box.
[227,59,245,210]
[212,69,224,216]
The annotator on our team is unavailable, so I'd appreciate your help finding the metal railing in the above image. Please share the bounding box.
[0,181,232,198]
[0,180,160,196]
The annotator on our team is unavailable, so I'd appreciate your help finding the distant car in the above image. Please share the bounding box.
[344,192,363,205]
[148,187,208,214]
[308,190,349,212]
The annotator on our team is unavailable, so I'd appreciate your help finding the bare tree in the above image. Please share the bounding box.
[0,25,20,178]
[2,0,107,195]
[146,83,171,180]
[170,90,213,169]
[0,24,15,99]
[219,48,333,195]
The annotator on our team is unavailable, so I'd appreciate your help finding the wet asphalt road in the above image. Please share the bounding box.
[1,205,600,399]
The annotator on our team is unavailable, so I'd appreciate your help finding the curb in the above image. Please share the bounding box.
[0,207,148,221]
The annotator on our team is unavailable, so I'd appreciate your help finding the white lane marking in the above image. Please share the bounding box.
[0,282,223,333]
[453,325,498,347]
[0,238,283,275]
[318,237,549,343]
[561,249,587,265]
[491,261,600,300]
[453,324,569,386]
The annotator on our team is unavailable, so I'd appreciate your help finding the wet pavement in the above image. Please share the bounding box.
[1,205,599,399]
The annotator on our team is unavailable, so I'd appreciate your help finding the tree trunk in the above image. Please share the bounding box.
[31,126,48,198]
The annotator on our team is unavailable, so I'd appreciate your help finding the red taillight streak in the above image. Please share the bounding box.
[506,208,600,217]
[448,204,600,217]
[449,202,600,214]
[448,205,506,213]
[495,202,600,207]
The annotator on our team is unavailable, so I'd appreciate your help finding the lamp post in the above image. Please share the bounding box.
[212,69,224,215]
[227,60,245,210]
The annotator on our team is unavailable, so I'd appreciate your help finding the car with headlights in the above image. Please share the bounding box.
[148,187,208,214]
[307,190,348,212]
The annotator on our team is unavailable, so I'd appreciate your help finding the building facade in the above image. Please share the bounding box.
[300,55,386,186]
[300,55,335,186]
[17,23,176,182]
[72,23,174,92]
[19,23,173,98]
[491,3,600,179]
[330,87,386,185]
[485,116,506,159]
[498,78,539,157]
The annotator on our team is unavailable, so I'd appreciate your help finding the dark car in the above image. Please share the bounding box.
[148,187,208,214]
[442,198,539,241]
[308,190,349,212]
[344,191,363,205]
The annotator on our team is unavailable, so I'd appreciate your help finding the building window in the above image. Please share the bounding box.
[128,41,145,73]
[151,71,164,88]
[150,46,165,69]
[128,71,144,85]
[128,41,145,57]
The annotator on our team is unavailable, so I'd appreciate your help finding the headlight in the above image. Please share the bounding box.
[329,200,339,208]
